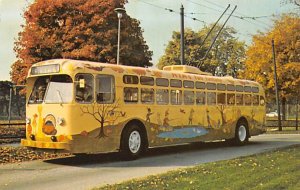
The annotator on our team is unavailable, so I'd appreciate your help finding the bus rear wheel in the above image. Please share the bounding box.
[234,120,249,145]
[120,124,145,160]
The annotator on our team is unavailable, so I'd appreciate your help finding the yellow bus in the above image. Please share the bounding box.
[21,59,266,159]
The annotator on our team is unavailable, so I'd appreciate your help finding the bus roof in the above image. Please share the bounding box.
[28,59,260,87]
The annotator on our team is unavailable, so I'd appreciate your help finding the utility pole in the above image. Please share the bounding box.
[8,85,13,125]
[296,91,299,131]
[271,39,282,131]
[180,4,185,65]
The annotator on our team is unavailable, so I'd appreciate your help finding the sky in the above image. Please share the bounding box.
[0,0,299,81]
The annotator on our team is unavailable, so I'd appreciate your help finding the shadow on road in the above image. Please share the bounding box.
[44,140,264,167]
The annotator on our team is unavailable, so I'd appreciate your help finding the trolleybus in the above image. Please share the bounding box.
[21,59,266,159]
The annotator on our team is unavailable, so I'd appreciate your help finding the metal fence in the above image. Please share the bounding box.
[266,103,300,120]
[0,87,26,121]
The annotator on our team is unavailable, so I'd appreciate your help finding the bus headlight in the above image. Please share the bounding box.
[26,117,31,124]
[57,117,65,125]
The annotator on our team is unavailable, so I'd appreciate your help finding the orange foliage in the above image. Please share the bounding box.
[11,0,152,84]
[241,14,300,101]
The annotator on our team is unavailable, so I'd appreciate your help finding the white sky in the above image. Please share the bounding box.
[0,0,298,81]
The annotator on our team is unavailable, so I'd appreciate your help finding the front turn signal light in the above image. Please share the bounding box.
[26,117,31,124]
[57,117,65,126]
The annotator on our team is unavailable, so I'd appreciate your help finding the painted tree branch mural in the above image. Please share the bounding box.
[217,105,227,126]
[80,100,125,138]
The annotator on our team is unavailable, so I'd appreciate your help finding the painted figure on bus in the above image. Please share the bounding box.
[146,108,153,123]
[188,108,195,125]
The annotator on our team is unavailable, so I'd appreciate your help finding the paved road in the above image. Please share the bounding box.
[0,134,300,190]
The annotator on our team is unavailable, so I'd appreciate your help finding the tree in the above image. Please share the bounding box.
[157,25,246,77]
[11,0,152,84]
[241,14,300,105]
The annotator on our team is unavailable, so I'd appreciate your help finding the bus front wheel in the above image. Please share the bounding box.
[120,124,145,160]
[234,120,249,145]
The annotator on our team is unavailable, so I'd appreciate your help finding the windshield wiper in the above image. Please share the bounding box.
[56,89,63,106]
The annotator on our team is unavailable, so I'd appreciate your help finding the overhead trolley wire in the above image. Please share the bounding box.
[186,0,272,30]
[136,0,207,25]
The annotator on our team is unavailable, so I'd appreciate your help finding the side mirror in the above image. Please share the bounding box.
[79,79,85,88]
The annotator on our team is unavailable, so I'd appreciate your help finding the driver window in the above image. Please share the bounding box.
[29,76,50,104]
[75,74,94,103]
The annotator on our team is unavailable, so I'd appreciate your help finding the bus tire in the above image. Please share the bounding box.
[234,120,249,145]
[120,124,145,160]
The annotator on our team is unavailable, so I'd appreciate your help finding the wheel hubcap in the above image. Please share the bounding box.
[129,131,141,154]
[238,125,247,142]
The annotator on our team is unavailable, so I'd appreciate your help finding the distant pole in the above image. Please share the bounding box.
[271,39,282,131]
[180,4,185,65]
[296,95,298,130]
[8,86,12,125]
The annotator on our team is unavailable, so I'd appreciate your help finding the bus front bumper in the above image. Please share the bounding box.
[21,139,69,150]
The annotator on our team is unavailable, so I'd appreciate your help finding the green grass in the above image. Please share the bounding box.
[95,145,300,190]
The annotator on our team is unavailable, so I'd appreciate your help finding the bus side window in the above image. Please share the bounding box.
[196,91,206,105]
[252,95,259,105]
[124,87,138,103]
[207,92,216,105]
[260,96,265,106]
[96,75,115,103]
[171,90,182,105]
[184,91,194,105]
[227,93,235,105]
[156,89,169,104]
[244,94,252,105]
[217,93,226,105]
[141,88,154,104]
[75,74,94,103]
[236,94,243,105]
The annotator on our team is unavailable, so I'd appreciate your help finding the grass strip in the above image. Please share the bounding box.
[95,144,300,190]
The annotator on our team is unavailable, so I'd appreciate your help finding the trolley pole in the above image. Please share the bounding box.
[180,4,185,65]
[271,39,282,131]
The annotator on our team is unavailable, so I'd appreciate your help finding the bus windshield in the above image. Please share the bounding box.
[29,75,73,104]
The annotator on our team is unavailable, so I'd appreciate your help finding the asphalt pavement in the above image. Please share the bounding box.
[0,134,299,190]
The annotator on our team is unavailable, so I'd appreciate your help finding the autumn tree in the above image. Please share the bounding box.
[241,14,300,118]
[158,25,246,77]
[11,0,152,84]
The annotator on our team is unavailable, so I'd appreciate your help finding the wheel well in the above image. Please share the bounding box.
[121,119,149,148]
[236,117,249,137]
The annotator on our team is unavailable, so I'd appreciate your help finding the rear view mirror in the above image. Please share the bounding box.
[79,79,85,88]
